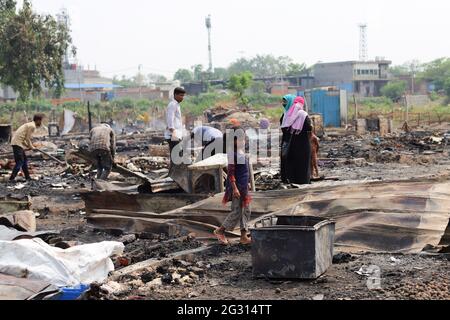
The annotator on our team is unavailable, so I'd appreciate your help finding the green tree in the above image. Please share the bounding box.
[0,0,16,23]
[147,73,167,83]
[0,0,15,30]
[390,60,423,77]
[419,58,450,91]
[380,81,407,102]
[191,64,204,81]
[249,81,266,95]
[443,78,450,97]
[228,72,253,105]
[113,75,137,88]
[0,0,75,100]
[389,65,409,76]
[227,57,253,76]
[173,68,193,83]
[286,63,307,76]
[212,67,228,80]
[226,54,309,78]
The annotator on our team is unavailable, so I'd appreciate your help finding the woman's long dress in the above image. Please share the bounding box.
[280,115,312,184]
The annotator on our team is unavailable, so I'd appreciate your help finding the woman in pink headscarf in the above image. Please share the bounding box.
[280,95,313,184]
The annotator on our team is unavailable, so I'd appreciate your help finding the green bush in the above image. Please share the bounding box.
[429,91,440,101]
[111,98,137,109]
[248,94,281,107]
[181,92,233,116]
[380,81,407,102]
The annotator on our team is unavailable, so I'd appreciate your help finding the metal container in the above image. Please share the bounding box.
[251,215,335,279]
[0,125,12,142]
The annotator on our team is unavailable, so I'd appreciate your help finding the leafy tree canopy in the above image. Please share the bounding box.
[229,72,253,105]
[419,57,450,91]
[227,55,308,79]
[380,81,407,102]
[443,78,450,97]
[173,68,193,83]
[0,0,75,100]
[147,73,167,83]
[390,60,423,77]
[173,54,307,82]
[112,75,137,88]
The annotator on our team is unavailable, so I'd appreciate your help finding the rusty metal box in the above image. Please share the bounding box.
[251,216,335,279]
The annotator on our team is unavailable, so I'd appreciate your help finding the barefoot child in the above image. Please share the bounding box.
[214,127,252,245]
[310,128,320,179]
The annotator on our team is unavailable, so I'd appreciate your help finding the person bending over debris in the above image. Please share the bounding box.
[191,125,224,160]
[9,114,44,181]
[310,128,320,179]
[90,123,116,180]
[165,87,186,164]
[214,128,252,246]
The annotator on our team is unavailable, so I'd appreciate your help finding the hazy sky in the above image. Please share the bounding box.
[25,0,450,78]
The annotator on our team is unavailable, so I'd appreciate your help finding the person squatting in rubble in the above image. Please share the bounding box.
[9,114,45,181]
[214,126,252,246]
[310,127,320,179]
[191,125,224,160]
[165,87,186,166]
[280,95,313,185]
[89,123,116,180]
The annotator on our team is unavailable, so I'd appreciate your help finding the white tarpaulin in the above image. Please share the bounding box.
[0,238,124,287]
[62,109,76,135]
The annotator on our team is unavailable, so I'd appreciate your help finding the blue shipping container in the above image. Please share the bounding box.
[311,90,341,128]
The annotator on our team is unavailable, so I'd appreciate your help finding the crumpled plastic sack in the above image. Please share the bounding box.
[0,238,124,287]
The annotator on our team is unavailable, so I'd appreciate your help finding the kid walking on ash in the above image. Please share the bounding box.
[214,126,252,245]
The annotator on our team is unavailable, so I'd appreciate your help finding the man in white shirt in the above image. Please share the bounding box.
[165,87,186,164]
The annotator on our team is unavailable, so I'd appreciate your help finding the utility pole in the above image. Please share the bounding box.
[205,15,213,73]
[87,101,92,132]
[138,64,143,100]
[410,62,415,95]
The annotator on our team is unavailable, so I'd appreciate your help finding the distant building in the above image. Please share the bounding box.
[182,82,208,96]
[0,85,17,102]
[269,82,290,96]
[112,87,169,100]
[313,60,392,97]
[111,80,180,101]
[283,75,315,91]
[59,65,119,102]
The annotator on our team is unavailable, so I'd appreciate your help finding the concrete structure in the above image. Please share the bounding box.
[405,95,431,108]
[112,87,169,100]
[0,86,17,101]
[59,65,118,102]
[182,82,208,96]
[270,82,290,96]
[313,60,392,97]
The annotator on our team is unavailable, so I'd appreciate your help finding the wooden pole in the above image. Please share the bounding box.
[87,101,92,132]
[405,95,409,123]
